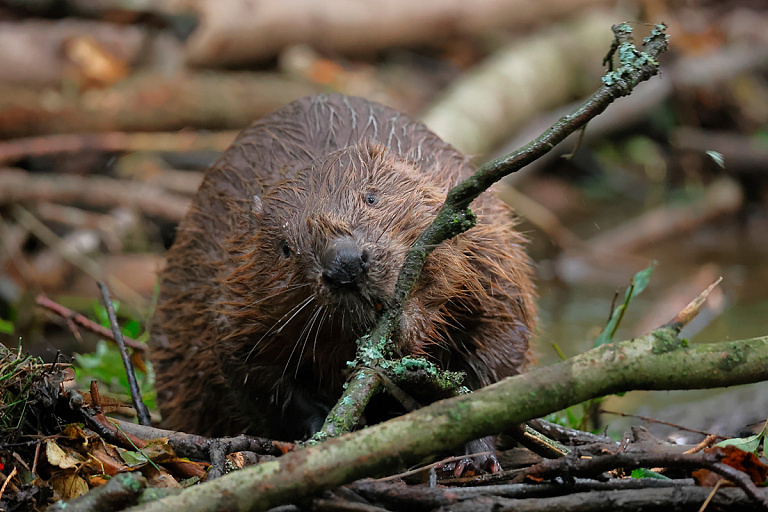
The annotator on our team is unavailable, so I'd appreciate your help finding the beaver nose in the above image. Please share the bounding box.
[321,237,369,291]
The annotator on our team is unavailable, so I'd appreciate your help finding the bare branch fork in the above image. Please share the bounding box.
[321,23,670,436]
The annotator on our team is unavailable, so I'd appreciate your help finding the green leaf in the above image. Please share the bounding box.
[0,318,13,334]
[715,433,764,453]
[632,468,671,479]
[122,319,142,339]
[120,450,149,467]
[629,263,655,299]
[594,262,656,346]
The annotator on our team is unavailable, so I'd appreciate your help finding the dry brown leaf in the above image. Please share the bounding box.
[140,442,176,464]
[63,35,130,88]
[45,440,83,470]
[692,445,768,487]
[86,442,128,477]
[50,471,89,500]
[717,445,768,484]
[143,465,182,489]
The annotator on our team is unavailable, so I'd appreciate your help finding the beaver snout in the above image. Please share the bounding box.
[320,237,370,292]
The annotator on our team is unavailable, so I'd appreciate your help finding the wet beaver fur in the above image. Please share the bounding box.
[150,94,536,440]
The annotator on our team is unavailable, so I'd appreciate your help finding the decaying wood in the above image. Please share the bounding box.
[420,10,617,157]
[0,72,322,138]
[0,19,147,87]
[578,177,742,256]
[0,169,191,222]
[0,131,237,165]
[179,0,615,67]
[11,205,147,308]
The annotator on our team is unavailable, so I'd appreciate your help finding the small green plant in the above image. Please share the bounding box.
[0,344,45,440]
[0,317,13,334]
[73,301,155,411]
[550,263,656,432]
[715,418,767,455]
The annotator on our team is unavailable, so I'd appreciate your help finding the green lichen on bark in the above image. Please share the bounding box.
[718,344,749,372]
[391,356,467,395]
[651,327,685,355]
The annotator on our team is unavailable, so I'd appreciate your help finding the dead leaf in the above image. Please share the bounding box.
[693,445,768,487]
[143,465,182,489]
[140,442,176,464]
[86,442,128,477]
[692,468,724,487]
[50,472,89,500]
[717,445,768,484]
[63,35,130,88]
[45,440,83,470]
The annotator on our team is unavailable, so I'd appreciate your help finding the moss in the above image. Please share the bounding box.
[718,345,748,372]
[651,329,684,355]
[391,356,465,392]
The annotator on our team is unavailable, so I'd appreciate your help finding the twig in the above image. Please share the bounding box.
[35,294,146,352]
[328,23,670,438]
[97,282,151,426]
[666,277,724,331]
[599,409,726,440]
[514,450,768,509]
[381,23,669,347]
[0,466,17,502]
[699,479,725,512]
[319,369,384,439]
[11,204,146,308]
[81,383,206,480]
[46,471,147,512]
[112,418,293,460]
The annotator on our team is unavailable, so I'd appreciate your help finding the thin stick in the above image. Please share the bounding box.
[97,282,151,426]
[0,466,17,501]
[35,294,146,352]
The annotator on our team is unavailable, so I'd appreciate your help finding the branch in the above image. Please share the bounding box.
[322,23,670,435]
[126,330,768,512]
[382,23,668,342]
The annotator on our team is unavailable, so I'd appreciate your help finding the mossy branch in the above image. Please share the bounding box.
[320,23,670,436]
[128,330,768,512]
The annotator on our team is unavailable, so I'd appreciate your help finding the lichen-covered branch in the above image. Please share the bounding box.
[128,331,768,512]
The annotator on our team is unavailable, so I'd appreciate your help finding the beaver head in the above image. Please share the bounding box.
[219,140,448,379]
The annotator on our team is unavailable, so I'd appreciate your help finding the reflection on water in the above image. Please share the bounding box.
[530,208,768,441]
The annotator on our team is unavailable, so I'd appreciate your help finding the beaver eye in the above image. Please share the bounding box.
[280,241,292,258]
[365,193,378,206]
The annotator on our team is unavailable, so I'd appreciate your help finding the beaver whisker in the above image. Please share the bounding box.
[289,304,325,378]
[244,294,315,364]
[312,308,330,364]
[235,282,311,314]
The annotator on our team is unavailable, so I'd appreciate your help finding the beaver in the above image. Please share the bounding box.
[150,94,536,441]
